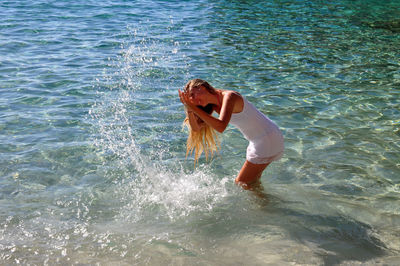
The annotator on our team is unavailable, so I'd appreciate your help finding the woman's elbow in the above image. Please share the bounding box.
[215,124,227,133]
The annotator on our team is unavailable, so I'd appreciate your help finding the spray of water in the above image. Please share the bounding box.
[89,29,231,223]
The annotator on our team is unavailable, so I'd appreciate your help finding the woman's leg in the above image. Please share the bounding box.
[235,160,270,186]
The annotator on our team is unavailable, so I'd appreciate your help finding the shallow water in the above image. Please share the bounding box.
[1,0,400,265]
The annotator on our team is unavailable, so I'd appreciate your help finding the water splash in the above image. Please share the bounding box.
[89,29,230,223]
[118,164,230,222]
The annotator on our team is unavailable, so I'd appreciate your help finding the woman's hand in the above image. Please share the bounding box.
[178,89,186,105]
[178,89,195,110]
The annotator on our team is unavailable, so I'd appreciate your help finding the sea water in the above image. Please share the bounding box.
[1,0,399,265]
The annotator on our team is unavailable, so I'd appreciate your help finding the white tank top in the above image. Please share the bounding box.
[229,96,281,141]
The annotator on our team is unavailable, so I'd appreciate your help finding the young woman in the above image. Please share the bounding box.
[179,79,284,187]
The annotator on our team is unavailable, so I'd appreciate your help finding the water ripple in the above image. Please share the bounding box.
[1,0,400,264]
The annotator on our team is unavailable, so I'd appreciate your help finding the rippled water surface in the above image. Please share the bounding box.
[1,0,400,265]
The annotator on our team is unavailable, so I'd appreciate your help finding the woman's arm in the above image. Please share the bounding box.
[179,90,239,133]
[186,109,205,132]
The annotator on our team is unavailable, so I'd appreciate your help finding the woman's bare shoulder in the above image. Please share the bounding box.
[222,90,242,99]
[221,90,243,113]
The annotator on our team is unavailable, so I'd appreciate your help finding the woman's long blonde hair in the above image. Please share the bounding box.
[182,79,220,165]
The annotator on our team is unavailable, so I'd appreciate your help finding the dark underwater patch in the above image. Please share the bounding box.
[367,19,400,33]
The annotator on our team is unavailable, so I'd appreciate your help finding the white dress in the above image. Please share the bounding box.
[229,96,284,164]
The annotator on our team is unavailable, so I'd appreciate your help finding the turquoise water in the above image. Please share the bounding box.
[1,0,400,264]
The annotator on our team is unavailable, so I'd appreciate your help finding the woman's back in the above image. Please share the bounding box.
[230,96,281,141]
